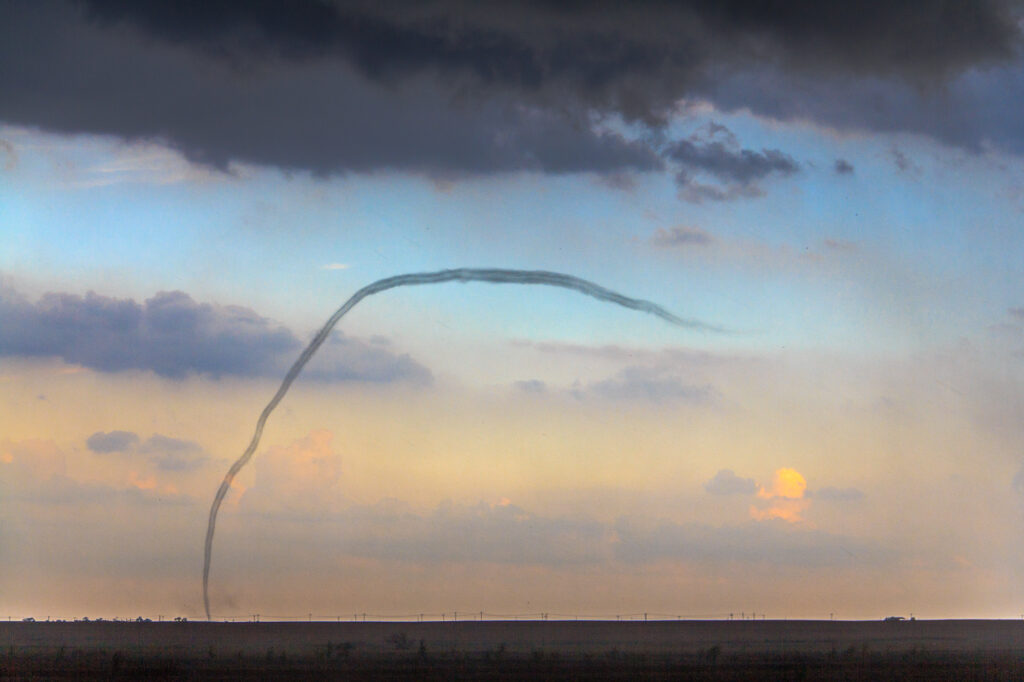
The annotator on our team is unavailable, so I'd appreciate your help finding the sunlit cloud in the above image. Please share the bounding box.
[751,468,809,523]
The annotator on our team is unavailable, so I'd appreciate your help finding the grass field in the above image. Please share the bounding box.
[3,619,1023,679]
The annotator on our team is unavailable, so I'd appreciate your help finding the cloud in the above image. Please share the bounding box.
[320,263,350,271]
[138,434,201,454]
[240,430,344,515]
[0,281,430,383]
[0,284,294,378]
[651,226,714,248]
[138,434,207,472]
[1008,308,1024,320]
[2,0,1020,180]
[260,498,896,569]
[834,158,854,174]
[304,332,432,384]
[704,469,757,496]
[85,430,209,471]
[613,518,892,568]
[86,430,140,454]
[581,366,717,404]
[70,1,1020,93]
[513,379,547,394]
[339,499,610,565]
[2,438,188,505]
[889,146,921,175]
[1,438,67,480]
[750,468,809,522]
[0,138,16,170]
[759,468,808,500]
[511,339,741,369]
[667,127,800,184]
[823,238,858,253]
[664,123,799,201]
[707,62,1024,157]
[0,1,659,178]
[810,486,865,502]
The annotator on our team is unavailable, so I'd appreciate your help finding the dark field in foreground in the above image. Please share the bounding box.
[3,620,1023,680]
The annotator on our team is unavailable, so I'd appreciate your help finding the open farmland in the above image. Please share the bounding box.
[3,619,1023,679]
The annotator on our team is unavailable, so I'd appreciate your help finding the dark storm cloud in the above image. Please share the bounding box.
[2,0,1022,179]
[0,282,430,383]
[707,64,1024,156]
[86,430,140,454]
[0,1,659,177]
[704,469,757,496]
[70,0,1021,99]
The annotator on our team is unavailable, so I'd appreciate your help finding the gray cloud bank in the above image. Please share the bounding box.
[651,226,715,248]
[1,0,1022,184]
[340,500,609,565]
[239,498,892,569]
[0,282,430,383]
[613,518,891,568]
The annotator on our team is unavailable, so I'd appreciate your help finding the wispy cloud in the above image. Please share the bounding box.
[651,226,714,248]
[578,366,717,404]
[810,486,865,502]
[321,263,350,271]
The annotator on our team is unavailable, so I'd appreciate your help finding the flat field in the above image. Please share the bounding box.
[2,619,1023,679]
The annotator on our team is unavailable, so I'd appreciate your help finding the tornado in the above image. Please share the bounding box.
[203,268,723,619]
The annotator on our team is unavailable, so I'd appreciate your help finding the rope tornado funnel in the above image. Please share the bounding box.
[203,268,723,619]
